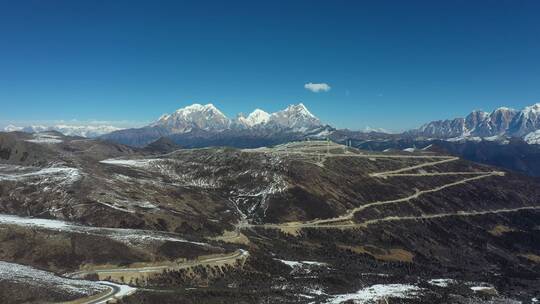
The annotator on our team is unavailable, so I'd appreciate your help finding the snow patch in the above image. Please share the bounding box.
[0,213,210,247]
[446,135,482,142]
[428,278,456,287]
[275,259,328,274]
[470,285,497,293]
[0,261,108,297]
[325,284,423,304]
[100,158,160,168]
[0,165,81,185]
[25,133,63,144]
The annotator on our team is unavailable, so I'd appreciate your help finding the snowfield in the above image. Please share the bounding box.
[0,261,107,296]
[325,284,423,304]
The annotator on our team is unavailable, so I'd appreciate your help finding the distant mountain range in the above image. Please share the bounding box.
[3,124,122,138]
[4,102,540,177]
[100,103,331,147]
[407,103,540,144]
[4,102,540,147]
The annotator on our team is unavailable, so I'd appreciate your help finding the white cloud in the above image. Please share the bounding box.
[304,82,331,93]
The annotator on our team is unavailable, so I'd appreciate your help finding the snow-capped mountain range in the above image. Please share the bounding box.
[100,103,326,147]
[6,102,540,146]
[3,124,123,138]
[408,103,540,144]
[151,103,322,132]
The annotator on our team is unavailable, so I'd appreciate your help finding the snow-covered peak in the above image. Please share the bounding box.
[506,103,540,136]
[154,103,231,132]
[493,106,516,112]
[269,103,322,131]
[249,109,270,122]
[411,102,540,140]
[237,109,271,127]
[171,103,226,119]
[522,103,540,116]
[283,103,316,118]
[158,113,171,121]
[469,110,489,118]
[122,102,325,137]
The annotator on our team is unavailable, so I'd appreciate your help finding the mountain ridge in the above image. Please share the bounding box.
[408,103,540,143]
[6,102,540,147]
[100,103,325,147]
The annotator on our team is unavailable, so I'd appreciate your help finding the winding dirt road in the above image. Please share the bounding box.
[241,171,505,231]
[68,250,248,304]
[67,250,249,279]
[239,148,515,232]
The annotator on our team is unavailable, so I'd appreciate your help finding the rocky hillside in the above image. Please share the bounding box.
[1,132,539,303]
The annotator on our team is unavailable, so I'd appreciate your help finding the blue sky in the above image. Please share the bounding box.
[1,0,539,131]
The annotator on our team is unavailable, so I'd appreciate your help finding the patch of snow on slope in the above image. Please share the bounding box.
[25,133,63,144]
[0,261,108,296]
[0,214,70,230]
[428,278,456,287]
[102,158,224,188]
[276,259,303,267]
[100,158,161,168]
[325,284,423,304]
[275,259,328,274]
[469,283,497,294]
[0,213,210,247]
[0,165,80,185]
[446,135,482,142]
